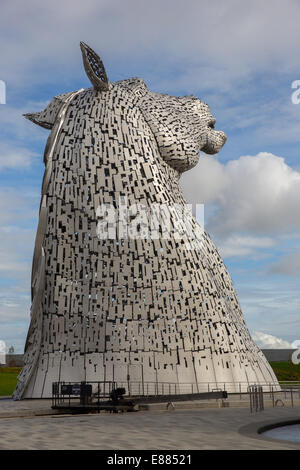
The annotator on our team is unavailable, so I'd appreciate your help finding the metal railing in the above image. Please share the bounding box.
[51,380,300,412]
[52,380,300,399]
[52,381,117,407]
[52,379,300,401]
[269,385,300,408]
[51,380,228,409]
[92,380,300,395]
[248,385,264,412]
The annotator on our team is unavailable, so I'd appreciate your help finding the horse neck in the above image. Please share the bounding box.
[93,91,185,208]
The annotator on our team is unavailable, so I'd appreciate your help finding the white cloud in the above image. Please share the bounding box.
[181,152,300,276]
[218,235,276,258]
[182,152,300,239]
[252,331,293,349]
[2,0,300,88]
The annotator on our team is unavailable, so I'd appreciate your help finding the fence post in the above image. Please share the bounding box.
[260,386,264,411]
[248,385,264,413]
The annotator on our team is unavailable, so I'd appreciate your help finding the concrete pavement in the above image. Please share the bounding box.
[0,398,300,449]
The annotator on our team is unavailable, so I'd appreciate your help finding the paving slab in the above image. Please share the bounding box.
[0,399,300,449]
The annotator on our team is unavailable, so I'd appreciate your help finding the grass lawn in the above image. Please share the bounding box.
[0,367,22,396]
[269,361,300,382]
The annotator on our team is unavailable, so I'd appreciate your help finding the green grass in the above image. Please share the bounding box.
[0,367,22,396]
[270,361,300,382]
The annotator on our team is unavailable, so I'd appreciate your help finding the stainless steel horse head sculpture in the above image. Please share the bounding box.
[14,43,279,398]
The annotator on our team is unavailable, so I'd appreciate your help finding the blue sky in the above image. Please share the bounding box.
[0,0,299,352]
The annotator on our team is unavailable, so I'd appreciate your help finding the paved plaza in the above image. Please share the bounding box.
[0,398,299,450]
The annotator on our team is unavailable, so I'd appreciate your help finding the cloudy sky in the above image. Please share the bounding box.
[0,0,299,352]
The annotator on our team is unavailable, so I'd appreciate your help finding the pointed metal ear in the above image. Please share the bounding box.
[80,42,110,92]
[23,112,53,129]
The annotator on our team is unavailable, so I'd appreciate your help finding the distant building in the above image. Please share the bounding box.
[262,349,297,363]
[1,354,24,367]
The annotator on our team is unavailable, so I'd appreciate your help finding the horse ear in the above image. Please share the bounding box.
[24,96,63,129]
[24,111,53,129]
[23,92,76,129]
[80,42,110,91]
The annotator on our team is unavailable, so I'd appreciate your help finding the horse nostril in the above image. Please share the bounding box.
[208,119,216,129]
